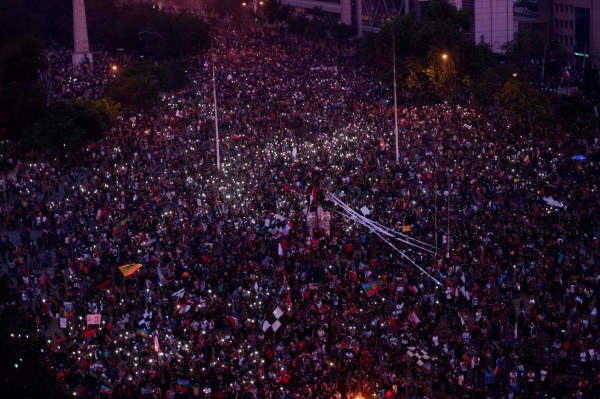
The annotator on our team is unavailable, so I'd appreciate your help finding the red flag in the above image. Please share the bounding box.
[349,271,359,284]
[228,316,238,330]
[286,291,292,309]
[407,285,419,295]
[83,330,96,338]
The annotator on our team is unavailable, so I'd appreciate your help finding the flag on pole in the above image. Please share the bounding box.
[119,263,142,277]
[100,385,113,395]
[409,311,420,326]
[171,288,185,299]
[305,185,317,234]
[286,291,292,309]
[228,315,238,330]
[153,334,162,353]
[157,267,167,287]
[278,241,285,257]
[349,271,359,284]
[362,282,383,297]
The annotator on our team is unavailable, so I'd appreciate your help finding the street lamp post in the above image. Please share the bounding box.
[393,31,399,164]
[211,36,221,171]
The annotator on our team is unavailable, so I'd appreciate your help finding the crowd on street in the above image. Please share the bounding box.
[1,26,600,399]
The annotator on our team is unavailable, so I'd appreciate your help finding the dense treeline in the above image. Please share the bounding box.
[0,0,210,151]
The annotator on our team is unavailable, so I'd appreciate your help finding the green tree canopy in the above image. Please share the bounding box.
[86,1,211,59]
[105,61,188,109]
[550,94,595,137]
[0,276,62,398]
[0,34,47,141]
[22,99,119,150]
[496,76,549,133]
[377,0,492,100]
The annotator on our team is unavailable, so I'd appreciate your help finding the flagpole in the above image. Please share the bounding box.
[211,35,221,171]
[392,28,399,163]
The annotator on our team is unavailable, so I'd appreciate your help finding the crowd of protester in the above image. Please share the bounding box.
[39,47,131,103]
[1,25,600,399]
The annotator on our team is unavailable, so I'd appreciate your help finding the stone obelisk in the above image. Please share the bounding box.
[72,0,93,71]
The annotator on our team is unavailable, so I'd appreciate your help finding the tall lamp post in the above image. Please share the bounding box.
[393,31,399,163]
[211,36,221,171]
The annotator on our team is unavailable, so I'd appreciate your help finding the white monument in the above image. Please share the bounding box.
[72,0,93,71]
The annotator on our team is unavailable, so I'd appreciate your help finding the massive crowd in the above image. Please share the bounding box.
[1,26,599,399]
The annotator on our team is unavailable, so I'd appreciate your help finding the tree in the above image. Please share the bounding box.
[0,275,62,398]
[264,0,282,24]
[85,1,211,59]
[550,94,595,138]
[22,99,118,150]
[105,63,162,109]
[0,33,46,84]
[425,50,458,99]
[286,14,310,35]
[329,23,356,43]
[0,0,73,46]
[375,0,492,100]
[105,61,188,109]
[0,34,47,142]
[404,57,428,92]
[471,65,515,107]
[496,76,549,133]
[503,25,546,62]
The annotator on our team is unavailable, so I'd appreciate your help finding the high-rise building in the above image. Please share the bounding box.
[470,0,514,52]
[547,0,600,68]
[112,0,600,68]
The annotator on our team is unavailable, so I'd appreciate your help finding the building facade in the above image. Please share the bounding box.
[113,0,600,67]
[547,0,600,68]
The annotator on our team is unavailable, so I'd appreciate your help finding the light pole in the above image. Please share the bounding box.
[211,36,221,171]
[393,30,399,164]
